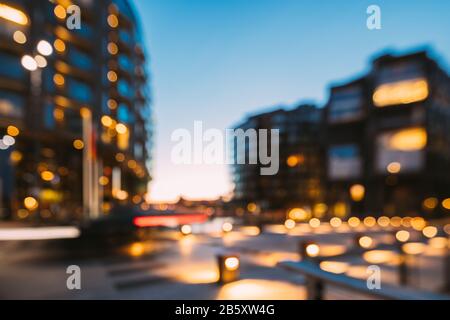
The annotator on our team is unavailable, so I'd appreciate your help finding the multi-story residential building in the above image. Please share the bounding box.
[232,49,450,221]
[0,0,152,223]
[231,104,325,221]
[325,50,450,218]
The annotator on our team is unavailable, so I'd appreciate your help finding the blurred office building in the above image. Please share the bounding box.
[325,50,450,218]
[231,104,325,222]
[0,0,153,223]
[233,50,450,220]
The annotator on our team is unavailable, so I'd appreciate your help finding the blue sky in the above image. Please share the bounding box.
[133,0,450,202]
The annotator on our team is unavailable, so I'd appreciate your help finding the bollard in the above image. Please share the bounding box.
[393,233,409,286]
[306,277,325,300]
[217,254,240,284]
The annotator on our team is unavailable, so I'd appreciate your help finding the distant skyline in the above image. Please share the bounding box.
[133,0,450,202]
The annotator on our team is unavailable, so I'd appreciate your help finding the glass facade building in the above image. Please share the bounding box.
[0,0,152,223]
[231,105,325,222]
[325,51,450,219]
[232,50,450,221]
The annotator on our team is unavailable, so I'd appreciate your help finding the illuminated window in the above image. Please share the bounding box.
[73,139,84,150]
[107,14,119,28]
[54,39,66,53]
[388,127,427,151]
[0,4,29,25]
[107,42,118,55]
[54,5,67,19]
[107,70,118,82]
[13,30,26,44]
[373,78,429,107]
[287,155,304,168]
[53,73,65,86]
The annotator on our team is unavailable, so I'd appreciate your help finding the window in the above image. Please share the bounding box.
[328,144,362,180]
[329,86,364,123]
[375,127,427,174]
[0,90,24,119]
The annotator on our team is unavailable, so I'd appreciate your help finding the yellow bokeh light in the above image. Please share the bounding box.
[116,123,128,134]
[429,237,449,250]
[422,226,437,239]
[107,42,118,55]
[350,184,365,202]
[107,14,119,28]
[54,39,66,53]
[101,115,113,127]
[54,5,67,19]
[73,139,84,150]
[442,198,450,210]
[363,216,376,228]
[348,217,361,228]
[284,219,296,230]
[309,218,321,228]
[373,78,429,107]
[13,30,26,44]
[411,217,426,231]
[359,236,373,249]
[10,150,23,164]
[388,127,427,151]
[107,70,118,82]
[53,73,65,86]
[7,125,20,137]
[330,217,342,228]
[129,242,145,257]
[54,108,64,121]
[390,216,402,228]
[288,208,310,221]
[402,242,426,255]
[287,155,304,168]
[108,99,118,110]
[99,176,109,186]
[387,162,402,174]
[363,250,396,264]
[377,216,390,228]
[247,203,257,213]
[395,230,410,243]
[0,4,29,25]
[41,171,54,182]
[24,196,38,210]
[115,153,125,162]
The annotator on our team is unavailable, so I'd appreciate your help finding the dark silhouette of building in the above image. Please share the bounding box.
[0,0,152,223]
[231,104,325,222]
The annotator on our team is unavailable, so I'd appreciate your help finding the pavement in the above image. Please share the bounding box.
[0,223,447,299]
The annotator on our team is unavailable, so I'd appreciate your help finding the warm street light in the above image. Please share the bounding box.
[21,55,37,71]
[396,230,410,243]
[0,3,29,25]
[217,254,240,283]
[34,55,47,68]
[180,225,192,236]
[37,40,53,56]
[222,222,233,233]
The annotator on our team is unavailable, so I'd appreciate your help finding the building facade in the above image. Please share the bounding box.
[231,104,325,221]
[324,50,450,219]
[232,50,450,221]
[0,0,152,223]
